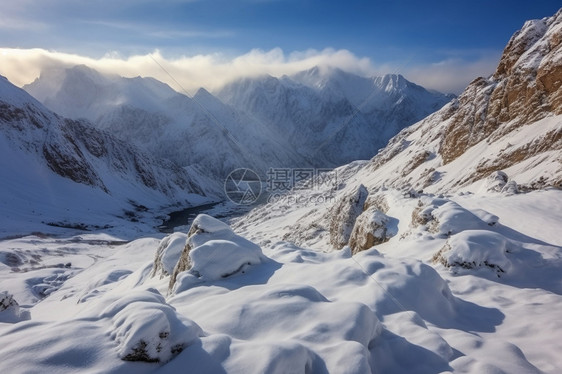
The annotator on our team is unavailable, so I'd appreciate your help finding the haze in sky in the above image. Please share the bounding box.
[1,0,560,93]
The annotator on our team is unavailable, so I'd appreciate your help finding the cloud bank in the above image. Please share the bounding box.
[0,48,498,94]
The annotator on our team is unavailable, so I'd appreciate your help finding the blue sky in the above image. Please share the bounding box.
[0,0,560,93]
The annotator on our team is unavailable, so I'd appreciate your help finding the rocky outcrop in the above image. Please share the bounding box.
[329,184,368,249]
[439,9,562,165]
[151,233,188,279]
[361,9,562,193]
[329,186,396,253]
[348,207,394,254]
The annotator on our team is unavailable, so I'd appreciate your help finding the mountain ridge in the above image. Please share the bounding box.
[25,65,452,175]
[0,75,217,235]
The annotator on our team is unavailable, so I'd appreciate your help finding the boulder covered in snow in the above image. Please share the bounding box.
[501,180,519,195]
[480,171,518,194]
[411,198,493,237]
[432,230,514,277]
[169,214,265,293]
[102,288,202,363]
[348,207,397,254]
[0,291,30,323]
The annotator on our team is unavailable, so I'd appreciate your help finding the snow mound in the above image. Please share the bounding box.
[104,288,202,363]
[357,254,458,324]
[168,282,383,373]
[433,230,514,276]
[0,291,30,323]
[170,214,265,293]
[412,197,492,237]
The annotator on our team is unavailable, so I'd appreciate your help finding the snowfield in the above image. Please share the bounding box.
[0,188,561,373]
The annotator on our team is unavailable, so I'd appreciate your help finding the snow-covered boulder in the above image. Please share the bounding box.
[103,289,202,363]
[501,180,519,194]
[432,230,514,277]
[411,198,493,237]
[348,207,397,254]
[151,233,188,279]
[329,184,369,249]
[0,291,30,323]
[169,214,265,293]
[480,171,519,194]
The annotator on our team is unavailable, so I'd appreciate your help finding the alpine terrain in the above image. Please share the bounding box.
[0,7,561,374]
[0,75,217,236]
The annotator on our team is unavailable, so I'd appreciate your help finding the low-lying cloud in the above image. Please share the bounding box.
[0,47,499,95]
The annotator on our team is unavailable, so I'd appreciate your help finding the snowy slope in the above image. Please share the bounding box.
[233,9,562,258]
[0,75,216,236]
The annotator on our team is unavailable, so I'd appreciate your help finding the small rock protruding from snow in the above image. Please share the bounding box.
[329,184,369,249]
[480,171,519,194]
[348,207,396,254]
[0,291,30,323]
[482,171,509,192]
[169,214,265,293]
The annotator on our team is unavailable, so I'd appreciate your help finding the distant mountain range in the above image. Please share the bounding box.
[24,65,452,177]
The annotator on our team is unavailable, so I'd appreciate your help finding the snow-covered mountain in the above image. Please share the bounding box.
[23,66,307,177]
[0,75,217,236]
[217,69,452,165]
[25,65,451,175]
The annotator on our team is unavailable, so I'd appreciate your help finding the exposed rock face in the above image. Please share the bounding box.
[364,9,562,192]
[168,221,207,291]
[329,184,368,249]
[151,233,188,279]
[329,186,396,253]
[439,9,562,165]
[0,76,213,202]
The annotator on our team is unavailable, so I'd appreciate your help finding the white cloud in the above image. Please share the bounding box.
[402,55,501,94]
[0,47,500,95]
[0,47,378,94]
